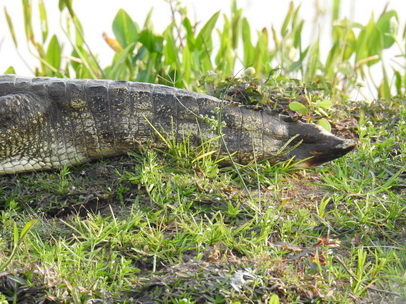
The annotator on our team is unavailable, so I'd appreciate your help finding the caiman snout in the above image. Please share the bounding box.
[282,118,356,168]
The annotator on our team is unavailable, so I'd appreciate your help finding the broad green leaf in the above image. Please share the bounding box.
[355,14,381,66]
[105,44,133,80]
[366,27,382,66]
[343,28,356,60]
[376,10,398,48]
[191,11,220,74]
[276,75,290,82]
[333,20,356,61]
[289,101,308,115]
[394,70,402,96]
[289,59,304,73]
[182,17,195,49]
[4,66,16,74]
[58,0,74,16]
[355,15,375,60]
[195,11,220,50]
[20,219,38,240]
[254,29,269,75]
[74,16,85,47]
[163,24,178,67]
[46,35,62,69]
[215,17,235,75]
[287,46,311,72]
[181,45,192,83]
[269,293,281,304]
[332,22,343,41]
[139,30,163,53]
[136,53,155,83]
[39,0,48,43]
[318,99,333,109]
[58,0,65,10]
[325,42,339,75]
[316,118,331,132]
[113,9,138,49]
[199,50,214,73]
[242,18,254,66]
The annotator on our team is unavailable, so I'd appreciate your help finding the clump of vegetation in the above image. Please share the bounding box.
[202,68,336,131]
[0,0,405,303]
[4,0,404,98]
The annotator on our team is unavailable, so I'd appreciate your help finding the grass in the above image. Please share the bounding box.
[1,0,406,303]
[0,99,404,303]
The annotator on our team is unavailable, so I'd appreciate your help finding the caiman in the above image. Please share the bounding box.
[0,75,356,174]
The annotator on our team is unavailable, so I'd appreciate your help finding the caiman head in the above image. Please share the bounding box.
[219,107,356,168]
[216,106,356,168]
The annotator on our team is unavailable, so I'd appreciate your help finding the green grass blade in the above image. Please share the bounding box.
[163,24,178,66]
[332,0,341,24]
[22,0,34,43]
[281,1,294,37]
[4,7,18,48]
[13,222,19,245]
[379,65,392,98]
[182,17,195,48]
[38,0,48,43]
[394,69,403,95]
[20,219,38,240]
[305,36,320,81]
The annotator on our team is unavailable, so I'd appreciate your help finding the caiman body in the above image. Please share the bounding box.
[0,75,355,174]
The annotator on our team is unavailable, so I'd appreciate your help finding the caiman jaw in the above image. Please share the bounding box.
[294,138,356,168]
[281,118,357,168]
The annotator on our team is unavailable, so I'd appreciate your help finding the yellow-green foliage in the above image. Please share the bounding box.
[4,0,405,98]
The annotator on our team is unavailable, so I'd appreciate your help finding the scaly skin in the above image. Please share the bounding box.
[0,75,355,174]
